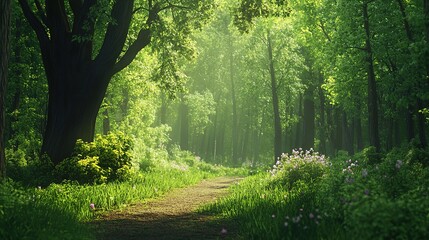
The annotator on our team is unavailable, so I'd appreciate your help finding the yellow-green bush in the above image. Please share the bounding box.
[54,132,133,184]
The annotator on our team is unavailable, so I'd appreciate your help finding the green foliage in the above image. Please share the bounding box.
[1,148,242,240]
[203,147,429,239]
[361,146,382,165]
[270,149,329,190]
[420,108,429,122]
[0,180,92,240]
[54,132,133,184]
[202,149,330,239]
[185,90,216,134]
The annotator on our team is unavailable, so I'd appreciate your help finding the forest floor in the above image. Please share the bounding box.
[91,176,243,240]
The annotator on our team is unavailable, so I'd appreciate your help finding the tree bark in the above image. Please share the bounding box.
[229,36,239,166]
[355,113,364,151]
[267,31,282,162]
[363,2,381,151]
[318,75,326,154]
[342,113,354,155]
[179,96,189,150]
[406,104,415,141]
[420,0,429,147]
[425,0,429,75]
[334,108,343,152]
[294,94,303,149]
[302,87,315,150]
[0,0,11,179]
[18,0,156,164]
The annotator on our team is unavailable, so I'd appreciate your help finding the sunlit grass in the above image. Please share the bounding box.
[200,173,331,239]
[0,161,244,240]
[201,148,429,240]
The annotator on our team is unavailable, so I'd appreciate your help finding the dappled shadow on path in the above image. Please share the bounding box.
[91,177,242,240]
[92,211,238,240]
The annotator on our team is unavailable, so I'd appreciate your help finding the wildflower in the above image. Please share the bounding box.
[220,228,227,235]
[37,186,42,190]
[284,222,288,227]
[364,189,370,195]
[90,203,95,210]
[309,213,314,219]
[272,214,276,218]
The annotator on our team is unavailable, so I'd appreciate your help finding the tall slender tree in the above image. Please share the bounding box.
[0,0,11,179]
[267,30,282,161]
[363,1,381,151]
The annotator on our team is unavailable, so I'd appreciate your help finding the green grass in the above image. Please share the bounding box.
[200,173,327,240]
[0,160,244,240]
[201,148,429,240]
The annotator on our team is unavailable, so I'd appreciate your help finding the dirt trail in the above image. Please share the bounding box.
[91,176,242,240]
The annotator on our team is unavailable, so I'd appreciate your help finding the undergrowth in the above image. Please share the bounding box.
[1,133,245,240]
[202,147,429,239]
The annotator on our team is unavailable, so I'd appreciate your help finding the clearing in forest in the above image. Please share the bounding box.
[91,176,242,240]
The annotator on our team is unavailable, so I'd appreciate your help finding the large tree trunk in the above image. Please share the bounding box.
[363,2,381,151]
[41,72,109,163]
[18,0,155,164]
[0,0,11,179]
[267,31,282,162]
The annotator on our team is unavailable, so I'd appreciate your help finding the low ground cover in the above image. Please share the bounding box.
[0,133,245,240]
[202,146,429,239]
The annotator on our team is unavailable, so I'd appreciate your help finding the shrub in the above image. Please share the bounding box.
[361,146,382,165]
[55,132,134,184]
[270,149,330,190]
[345,189,429,239]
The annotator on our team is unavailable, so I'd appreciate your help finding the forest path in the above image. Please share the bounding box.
[91,176,242,240]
